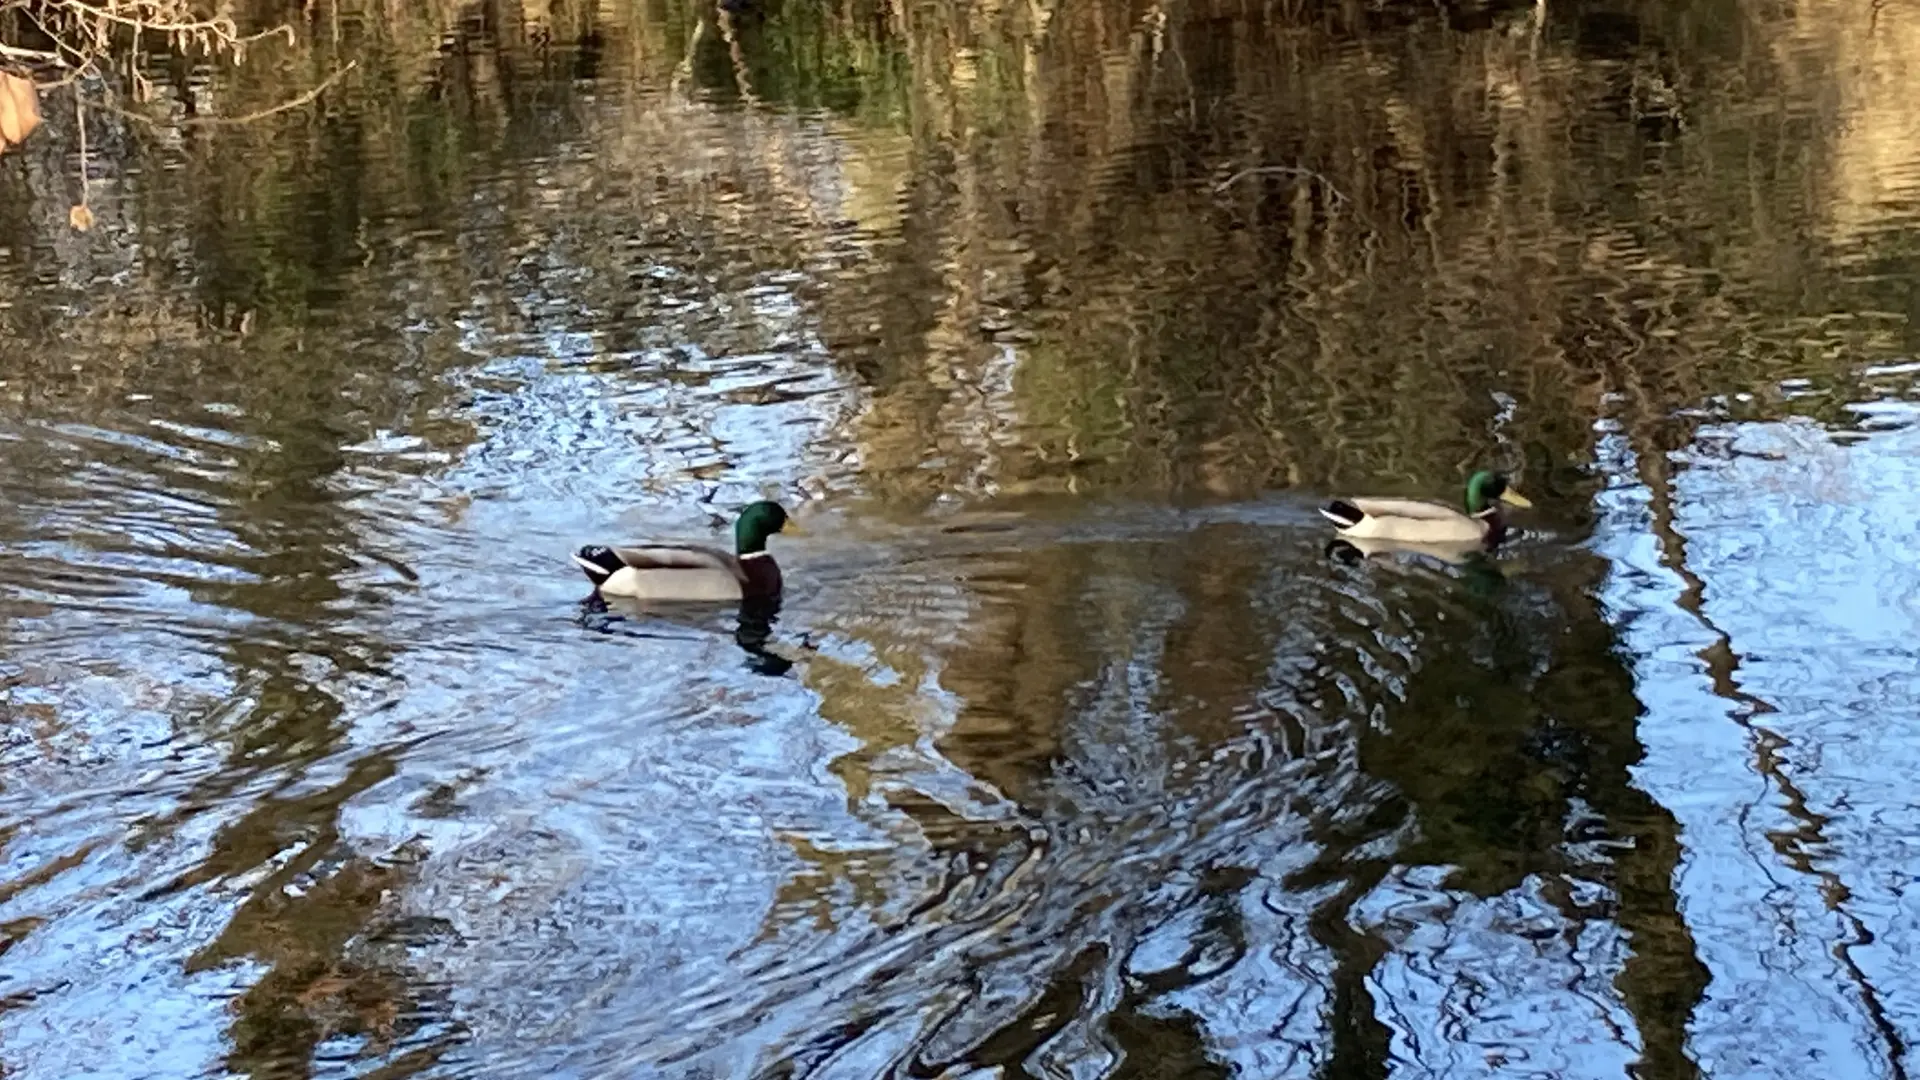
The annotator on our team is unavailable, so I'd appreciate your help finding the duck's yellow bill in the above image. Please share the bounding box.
[1498,490,1533,509]
[782,520,807,535]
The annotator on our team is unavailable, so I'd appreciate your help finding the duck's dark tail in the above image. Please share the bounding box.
[1324,538,1364,565]
[1319,500,1364,529]
[572,545,622,583]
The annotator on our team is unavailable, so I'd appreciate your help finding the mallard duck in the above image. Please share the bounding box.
[1320,470,1532,546]
[572,500,799,601]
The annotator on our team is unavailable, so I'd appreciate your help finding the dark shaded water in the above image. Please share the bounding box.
[4,0,1920,1076]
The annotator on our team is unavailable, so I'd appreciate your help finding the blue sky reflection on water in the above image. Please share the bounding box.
[1597,410,1920,1080]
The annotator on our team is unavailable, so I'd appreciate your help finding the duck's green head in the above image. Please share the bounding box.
[735,500,797,554]
[1465,471,1533,515]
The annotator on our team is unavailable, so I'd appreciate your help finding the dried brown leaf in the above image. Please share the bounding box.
[0,72,40,151]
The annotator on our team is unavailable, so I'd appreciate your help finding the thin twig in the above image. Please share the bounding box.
[174,58,352,125]
[95,59,354,127]
[1213,164,1350,204]
[36,0,231,37]
[74,86,85,197]
[0,42,56,61]
[17,6,92,70]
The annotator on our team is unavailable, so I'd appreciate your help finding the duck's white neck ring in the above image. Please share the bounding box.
[739,550,772,560]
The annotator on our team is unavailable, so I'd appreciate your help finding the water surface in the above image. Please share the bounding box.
[4,0,1920,1076]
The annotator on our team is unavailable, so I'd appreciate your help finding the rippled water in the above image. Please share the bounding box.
[4,0,1920,1076]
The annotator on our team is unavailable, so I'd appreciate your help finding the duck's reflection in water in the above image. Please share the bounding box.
[734,596,803,677]
[576,593,807,677]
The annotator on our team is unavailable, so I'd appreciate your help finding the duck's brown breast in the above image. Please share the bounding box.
[741,555,783,598]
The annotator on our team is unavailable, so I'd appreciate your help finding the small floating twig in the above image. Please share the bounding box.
[1213,165,1349,205]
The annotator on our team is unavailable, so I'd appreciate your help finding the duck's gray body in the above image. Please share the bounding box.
[1319,497,1495,544]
